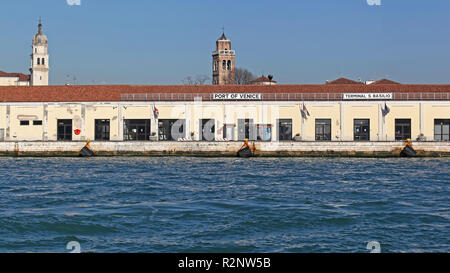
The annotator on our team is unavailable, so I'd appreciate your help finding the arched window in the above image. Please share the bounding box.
[222,60,226,70]
[37,58,40,65]
[227,60,232,71]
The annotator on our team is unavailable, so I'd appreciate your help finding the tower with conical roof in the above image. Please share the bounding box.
[212,32,235,85]
[30,20,49,86]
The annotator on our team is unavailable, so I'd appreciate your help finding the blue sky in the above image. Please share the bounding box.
[1,0,449,85]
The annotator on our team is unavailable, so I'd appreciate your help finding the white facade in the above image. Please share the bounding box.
[0,76,30,86]
[0,23,49,86]
[30,23,49,86]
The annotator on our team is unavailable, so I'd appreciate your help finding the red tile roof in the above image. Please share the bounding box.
[327,78,363,85]
[0,84,449,102]
[0,70,30,82]
[373,79,400,85]
[252,76,277,83]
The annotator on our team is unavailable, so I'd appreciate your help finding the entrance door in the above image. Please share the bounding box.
[395,119,411,141]
[434,119,450,141]
[278,119,292,141]
[57,119,72,141]
[354,119,370,141]
[95,119,110,141]
[158,119,173,141]
[238,119,252,140]
[223,124,234,140]
[123,119,151,141]
[159,119,185,141]
[257,124,272,141]
[200,119,215,141]
[315,119,331,141]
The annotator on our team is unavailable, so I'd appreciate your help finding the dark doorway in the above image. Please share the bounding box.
[95,119,110,141]
[315,119,332,141]
[434,119,450,141]
[199,119,215,141]
[278,119,292,141]
[354,119,370,141]
[395,119,411,141]
[57,119,72,141]
[158,119,185,141]
[123,119,151,141]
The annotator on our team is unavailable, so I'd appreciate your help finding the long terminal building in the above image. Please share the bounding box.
[1,24,449,150]
[0,83,449,143]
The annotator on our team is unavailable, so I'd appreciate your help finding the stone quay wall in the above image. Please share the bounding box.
[0,141,449,157]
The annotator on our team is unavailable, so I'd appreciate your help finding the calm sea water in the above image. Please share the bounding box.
[0,157,448,253]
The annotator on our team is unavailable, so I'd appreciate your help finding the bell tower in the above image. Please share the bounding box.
[30,20,49,86]
[212,32,235,85]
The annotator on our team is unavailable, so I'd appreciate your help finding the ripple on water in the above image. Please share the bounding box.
[0,157,448,253]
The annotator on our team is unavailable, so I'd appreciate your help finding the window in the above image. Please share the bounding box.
[158,119,185,141]
[227,60,232,71]
[199,119,215,141]
[37,58,40,65]
[315,119,332,141]
[20,120,30,126]
[42,58,45,65]
[33,120,43,126]
[354,119,370,141]
[57,119,72,141]
[95,119,110,141]
[395,119,411,141]
[434,119,450,141]
[222,60,226,70]
[123,119,151,141]
[257,124,272,141]
[278,119,292,141]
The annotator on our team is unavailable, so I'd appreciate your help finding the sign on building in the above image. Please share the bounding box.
[343,93,393,100]
[212,93,262,100]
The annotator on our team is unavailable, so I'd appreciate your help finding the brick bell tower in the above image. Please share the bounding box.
[212,32,235,85]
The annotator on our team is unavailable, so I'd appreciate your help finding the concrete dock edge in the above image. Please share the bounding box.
[0,141,449,157]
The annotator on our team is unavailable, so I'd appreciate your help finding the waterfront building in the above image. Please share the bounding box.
[0,71,30,86]
[0,82,449,142]
[252,75,277,86]
[0,22,49,86]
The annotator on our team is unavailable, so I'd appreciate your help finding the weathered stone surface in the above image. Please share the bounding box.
[0,141,449,157]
